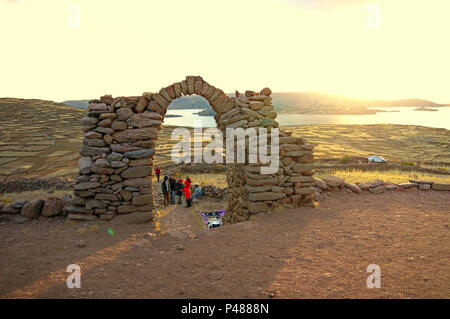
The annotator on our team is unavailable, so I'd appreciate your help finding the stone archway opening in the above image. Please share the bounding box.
[69,76,316,223]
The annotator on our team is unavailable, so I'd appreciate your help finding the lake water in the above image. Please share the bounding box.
[164,107,450,130]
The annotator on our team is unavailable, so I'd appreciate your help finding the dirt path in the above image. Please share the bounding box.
[0,189,449,299]
[155,203,204,235]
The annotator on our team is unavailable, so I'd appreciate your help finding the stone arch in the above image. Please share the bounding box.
[69,76,316,223]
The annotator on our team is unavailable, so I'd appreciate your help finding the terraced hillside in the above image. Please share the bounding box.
[0,99,84,178]
[0,98,449,179]
[286,124,450,163]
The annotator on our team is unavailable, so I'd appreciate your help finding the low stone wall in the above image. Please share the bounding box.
[0,177,75,193]
[2,177,448,225]
[314,176,450,199]
[0,195,72,224]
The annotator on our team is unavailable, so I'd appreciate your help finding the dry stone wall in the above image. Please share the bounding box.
[70,76,316,222]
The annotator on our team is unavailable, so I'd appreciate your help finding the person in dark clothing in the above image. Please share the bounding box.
[155,166,161,182]
[169,175,177,205]
[161,175,170,206]
[176,179,183,204]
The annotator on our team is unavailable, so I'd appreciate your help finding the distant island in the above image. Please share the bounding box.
[414,107,438,112]
[195,109,216,116]
[61,93,449,116]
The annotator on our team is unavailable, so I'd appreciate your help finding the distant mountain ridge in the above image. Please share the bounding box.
[61,93,449,115]
[270,93,449,115]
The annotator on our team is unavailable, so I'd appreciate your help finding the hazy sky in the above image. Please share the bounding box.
[1,0,449,103]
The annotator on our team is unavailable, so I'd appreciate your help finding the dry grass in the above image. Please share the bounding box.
[317,169,450,184]
[173,172,227,188]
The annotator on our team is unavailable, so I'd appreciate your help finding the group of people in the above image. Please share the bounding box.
[155,166,203,208]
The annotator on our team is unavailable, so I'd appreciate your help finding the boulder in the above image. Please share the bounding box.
[120,190,132,201]
[70,196,85,206]
[344,183,363,194]
[81,117,98,126]
[356,180,385,190]
[21,200,44,219]
[249,101,264,110]
[215,98,235,113]
[90,166,114,175]
[431,183,450,191]
[279,137,297,144]
[124,149,156,159]
[110,161,127,168]
[84,138,106,147]
[95,194,118,201]
[107,152,123,161]
[110,144,141,153]
[94,127,114,135]
[386,184,398,191]
[98,119,112,127]
[74,182,102,191]
[99,112,116,120]
[41,197,64,217]
[398,183,418,189]
[121,166,152,179]
[418,184,431,190]
[409,179,433,185]
[135,96,149,113]
[247,177,279,187]
[245,185,272,193]
[127,117,162,128]
[80,145,110,157]
[116,107,134,121]
[260,87,272,96]
[294,187,315,195]
[132,194,153,206]
[86,199,107,210]
[123,178,153,188]
[111,120,127,131]
[313,177,328,190]
[88,103,107,111]
[84,131,102,139]
[249,192,286,201]
[129,158,153,167]
[368,185,387,194]
[321,176,345,187]
[112,128,158,143]
[94,158,111,168]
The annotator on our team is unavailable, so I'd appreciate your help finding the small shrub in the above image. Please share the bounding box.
[400,161,416,166]
[339,155,352,164]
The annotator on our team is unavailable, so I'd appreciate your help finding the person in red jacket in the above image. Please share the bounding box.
[183,177,192,207]
[155,166,161,182]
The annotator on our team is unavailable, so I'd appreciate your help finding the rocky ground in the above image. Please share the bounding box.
[0,189,448,299]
